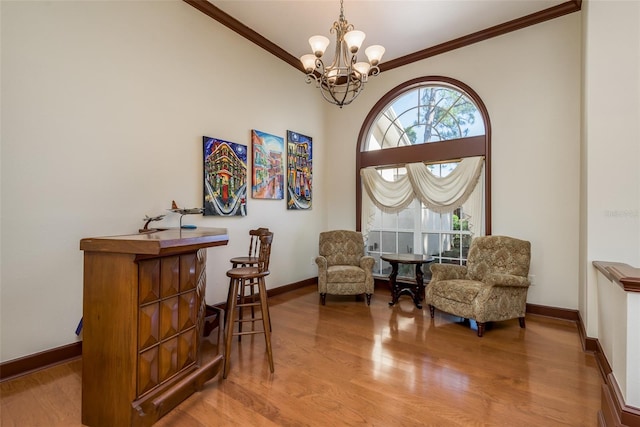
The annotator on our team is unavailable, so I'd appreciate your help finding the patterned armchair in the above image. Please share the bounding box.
[425,235,531,337]
[316,230,375,305]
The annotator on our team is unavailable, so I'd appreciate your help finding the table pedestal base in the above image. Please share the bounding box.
[387,263,425,309]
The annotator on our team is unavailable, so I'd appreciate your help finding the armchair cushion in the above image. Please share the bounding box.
[429,279,484,305]
[327,265,366,283]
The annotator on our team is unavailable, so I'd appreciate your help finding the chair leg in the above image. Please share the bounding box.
[224,278,234,330]
[223,278,239,379]
[258,277,274,373]
[519,316,526,328]
[477,322,485,337]
[251,283,273,332]
[237,278,245,341]
[429,305,435,318]
[320,293,326,305]
[365,294,372,305]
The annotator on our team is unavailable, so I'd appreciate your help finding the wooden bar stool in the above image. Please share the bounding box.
[226,228,271,338]
[224,232,274,378]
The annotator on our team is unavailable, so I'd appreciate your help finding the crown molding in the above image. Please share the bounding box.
[183,0,304,72]
[183,0,582,74]
[380,0,581,72]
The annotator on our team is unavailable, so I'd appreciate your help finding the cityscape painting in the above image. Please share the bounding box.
[286,130,312,210]
[203,136,248,216]
[251,129,284,200]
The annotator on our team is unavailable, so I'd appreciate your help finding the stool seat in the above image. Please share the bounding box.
[227,266,269,279]
[229,256,259,266]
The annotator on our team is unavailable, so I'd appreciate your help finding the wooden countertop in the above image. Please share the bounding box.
[80,227,229,255]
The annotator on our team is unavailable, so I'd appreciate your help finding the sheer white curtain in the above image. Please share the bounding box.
[360,156,484,238]
[462,165,485,235]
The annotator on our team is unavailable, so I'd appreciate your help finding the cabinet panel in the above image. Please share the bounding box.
[161,256,180,297]
[138,347,159,396]
[158,337,179,383]
[179,292,196,331]
[195,250,207,338]
[138,251,201,399]
[139,303,159,350]
[160,297,179,340]
[180,253,197,291]
[139,259,160,304]
[178,328,196,370]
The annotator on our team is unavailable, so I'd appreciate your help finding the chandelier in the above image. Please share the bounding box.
[300,0,385,108]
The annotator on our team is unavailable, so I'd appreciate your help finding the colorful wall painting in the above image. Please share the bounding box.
[286,130,312,210]
[251,130,284,200]
[203,136,248,216]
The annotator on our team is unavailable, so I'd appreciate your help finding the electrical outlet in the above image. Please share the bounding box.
[311,256,316,266]
[528,274,536,285]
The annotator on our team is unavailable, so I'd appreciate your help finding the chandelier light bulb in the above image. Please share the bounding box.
[343,30,366,54]
[300,54,317,73]
[309,35,330,57]
[353,62,371,78]
[365,45,385,66]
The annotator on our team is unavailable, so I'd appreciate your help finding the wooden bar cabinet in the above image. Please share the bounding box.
[80,228,229,427]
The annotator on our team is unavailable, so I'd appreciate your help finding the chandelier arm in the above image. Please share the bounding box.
[304,73,320,86]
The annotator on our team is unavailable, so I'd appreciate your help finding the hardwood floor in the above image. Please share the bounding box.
[1,285,602,426]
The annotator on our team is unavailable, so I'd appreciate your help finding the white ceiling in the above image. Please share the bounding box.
[207,0,567,65]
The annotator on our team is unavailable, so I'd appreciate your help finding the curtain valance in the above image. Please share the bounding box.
[360,156,484,214]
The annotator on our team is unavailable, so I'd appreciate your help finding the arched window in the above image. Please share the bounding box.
[356,76,491,278]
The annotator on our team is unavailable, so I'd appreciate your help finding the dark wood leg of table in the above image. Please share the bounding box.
[388,262,399,306]
[414,263,424,309]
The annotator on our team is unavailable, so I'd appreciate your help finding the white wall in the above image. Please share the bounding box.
[324,13,583,309]
[0,0,326,362]
[582,0,640,407]
[582,0,640,337]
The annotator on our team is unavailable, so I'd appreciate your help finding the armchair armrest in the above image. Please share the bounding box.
[315,256,328,292]
[315,256,327,270]
[484,273,530,288]
[360,256,375,271]
[430,263,467,282]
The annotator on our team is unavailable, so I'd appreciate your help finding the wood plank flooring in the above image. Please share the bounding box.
[1,285,602,426]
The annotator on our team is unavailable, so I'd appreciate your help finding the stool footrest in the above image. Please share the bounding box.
[236,317,264,323]
[236,302,261,308]
[233,330,266,336]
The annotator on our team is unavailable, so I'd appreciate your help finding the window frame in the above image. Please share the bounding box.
[356,76,492,235]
